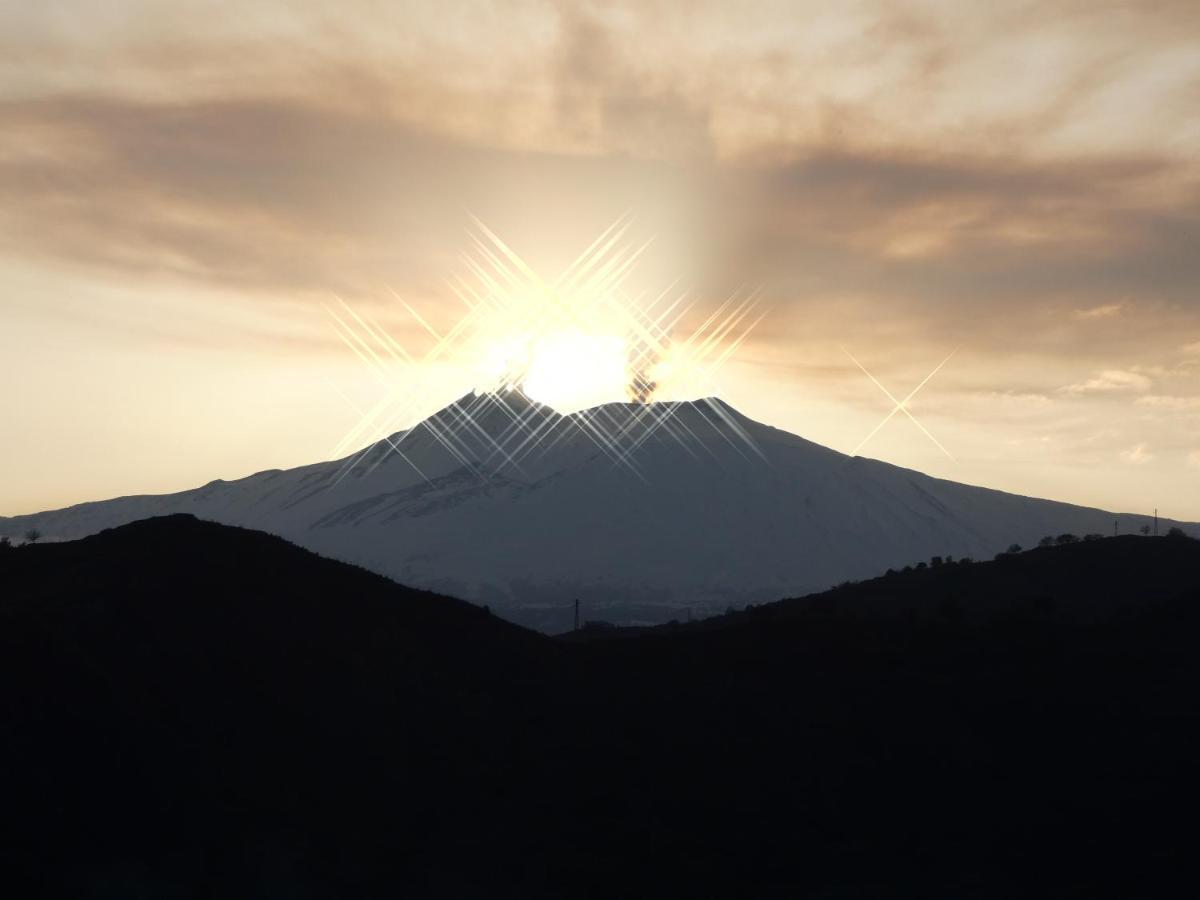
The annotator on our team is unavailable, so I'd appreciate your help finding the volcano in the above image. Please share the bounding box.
[1,394,1186,630]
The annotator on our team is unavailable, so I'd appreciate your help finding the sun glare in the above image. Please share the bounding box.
[491,330,629,413]
[325,217,765,465]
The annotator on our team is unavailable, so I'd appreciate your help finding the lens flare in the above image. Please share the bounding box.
[324,216,766,481]
[843,346,958,461]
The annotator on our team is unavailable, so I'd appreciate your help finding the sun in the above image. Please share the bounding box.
[495,329,629,413]
[325,217,766,468]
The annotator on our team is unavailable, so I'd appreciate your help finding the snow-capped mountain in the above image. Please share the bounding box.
[2,393,1185,631]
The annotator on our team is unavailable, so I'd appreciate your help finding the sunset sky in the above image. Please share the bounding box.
[2,1,1199,519]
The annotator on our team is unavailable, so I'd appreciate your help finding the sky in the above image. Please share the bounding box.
[2,0,1199,519]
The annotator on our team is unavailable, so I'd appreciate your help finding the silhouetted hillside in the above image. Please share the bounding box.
[711,531,1200,627]
[3,516,1199,897]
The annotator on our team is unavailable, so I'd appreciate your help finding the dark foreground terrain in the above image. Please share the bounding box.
[2,516,1199,897]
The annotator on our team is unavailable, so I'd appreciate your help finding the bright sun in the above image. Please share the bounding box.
[326,218,765,462]
[487,329,629,413]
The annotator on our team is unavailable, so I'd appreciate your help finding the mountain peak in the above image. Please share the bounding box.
[4,392,1189,633]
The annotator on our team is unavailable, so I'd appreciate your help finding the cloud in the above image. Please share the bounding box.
[1062,369,1153,394]
[970,390,1053,407]
[1075,302,1126,319]
[1005,434,1055,447]
[1,0,1199,329]
[1136,395,1200,411]
[551,7,714,161]
[1121,442,1154,465]
[5,0,1197,161]
[0,87,1193,360]
[0,94,724,303]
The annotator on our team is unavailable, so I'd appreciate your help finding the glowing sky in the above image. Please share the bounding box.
[2,1,1199,519]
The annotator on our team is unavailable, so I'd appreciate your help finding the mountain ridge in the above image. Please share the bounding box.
[2,394,1191,631]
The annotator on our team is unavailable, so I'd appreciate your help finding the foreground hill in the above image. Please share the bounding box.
[641,531,1200,630]
[2,393,1188,630]
[3,517,1200,897]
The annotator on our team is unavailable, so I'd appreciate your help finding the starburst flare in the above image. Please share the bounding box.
[325,217,765,481]
[844,347,958,461]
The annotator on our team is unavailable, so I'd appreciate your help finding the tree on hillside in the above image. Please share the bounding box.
[1140,524,1151,536]
[1038,536,1055,548]
[1055,534,1079,545]
[1166,526,1191,540]
[0,536,11,551]
[1007,543,1023,554]
[23,529,42,545]
[1083,533,1103,542]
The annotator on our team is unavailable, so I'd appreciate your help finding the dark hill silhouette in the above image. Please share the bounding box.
[644,531,1200,631]
[3,516,1199,897]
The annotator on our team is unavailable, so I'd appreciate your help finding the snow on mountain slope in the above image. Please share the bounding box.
[2,394,1186,631]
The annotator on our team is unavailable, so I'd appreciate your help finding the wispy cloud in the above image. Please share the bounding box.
[1136,395,1200,411]
[1074,302,1126,319]
[1121,443,1154,465]
[1062,369,1153,394]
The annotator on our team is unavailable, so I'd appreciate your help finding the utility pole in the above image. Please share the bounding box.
[1114,519,1119,537]
[573,598,580,632]
[1154,509,1158,537]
